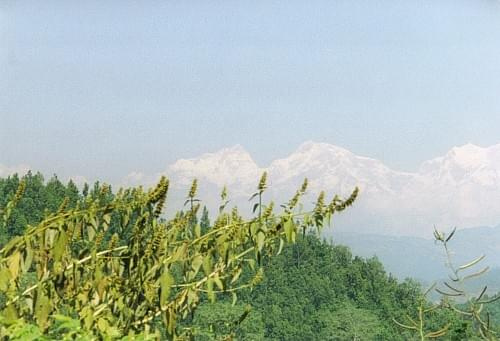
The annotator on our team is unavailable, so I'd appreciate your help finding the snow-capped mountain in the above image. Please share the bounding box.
[132,141,500,237]
[167,145,263,196]
[420,143,500,187]
[268,141,414,196]
[413,143,500,229]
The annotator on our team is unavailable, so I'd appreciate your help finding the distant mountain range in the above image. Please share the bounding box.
[5,141,500,292]
[126,141,500,237]
[329,225,500,281]
[329,226,500,296]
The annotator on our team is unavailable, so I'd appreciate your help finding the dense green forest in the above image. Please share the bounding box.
[0,172,499,340]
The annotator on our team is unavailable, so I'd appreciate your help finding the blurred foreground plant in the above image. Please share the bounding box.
[0,174,358,339]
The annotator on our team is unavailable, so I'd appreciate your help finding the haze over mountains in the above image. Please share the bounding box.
[331,226,500,285]
[144,140,500,285]
[125,141,500,238]
[5,141,500,237]
[4,141,500,283]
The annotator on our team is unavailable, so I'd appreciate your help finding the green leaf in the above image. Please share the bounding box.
[249,192,259,201]
[203,254,213,276]
[231,267,242,284]
[122,209,131,228]
[172,243,187,262]
[87,224,96,242]
[8,251,21,279]
[247,259,256,271]
[0,268,11,291]
[34,289,51,329]
[284,219,294,242]
[458,255,485,271]
[107,326,122,338]
[22,244,34,272]
[53,230,68,262]
[160,269,174,307]
[463,266,489,281]
[213,275,224,290]
[102,213,111,231]
[191,255,203,277]
[81,306,94,330]
[250,222,258,237]
[89,215,98,230]
[97,318,109,333]
[2,305,18,323]
[277,238,285,255]
[445,227,456,242]
[257,231,265,252]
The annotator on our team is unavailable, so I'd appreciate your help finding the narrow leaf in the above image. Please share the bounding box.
[463,266,489,281]
[445,227,456,242]
[458,255,485,271]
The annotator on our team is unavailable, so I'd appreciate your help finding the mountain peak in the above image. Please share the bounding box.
[221,144,248,154]
[450,143,483,154]
[167,145,261,188]
[124,140,500,236]
[295,141,351,155]
[189,144,253,162]
[446,143,487,169]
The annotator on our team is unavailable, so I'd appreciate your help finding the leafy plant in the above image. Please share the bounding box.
[0,174,358,339]
[395,227,500,340]
[393,283,450,340]
[433,227,500,340]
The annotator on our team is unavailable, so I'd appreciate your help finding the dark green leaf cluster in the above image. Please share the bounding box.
[0,172,81,245]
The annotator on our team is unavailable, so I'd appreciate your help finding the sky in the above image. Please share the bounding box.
[2,0,500,183]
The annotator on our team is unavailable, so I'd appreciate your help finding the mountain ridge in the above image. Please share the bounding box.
[141,141,500,237]
[329,224,500,289]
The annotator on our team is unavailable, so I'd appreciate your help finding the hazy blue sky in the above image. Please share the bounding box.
[2,0,500,181]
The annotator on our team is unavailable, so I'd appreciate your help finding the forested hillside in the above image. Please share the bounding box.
[0,172,499,340]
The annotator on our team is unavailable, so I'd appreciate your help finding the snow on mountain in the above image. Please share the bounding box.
[146,141,500,236]
[268,141,414,196]
[420,143,500,187]
[414,143,500,227]
[166,145,263,196]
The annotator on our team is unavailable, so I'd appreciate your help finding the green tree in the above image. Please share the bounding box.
[315,303,383,340]
[233,234,420,340]
[190,302,264,340]
[200,206,210,235]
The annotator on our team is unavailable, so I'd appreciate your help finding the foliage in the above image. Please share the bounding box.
[223,234,424,340]
[314,303,383,340]
[395,227,500,340]
[0,172,81,245]
[0,173,358,339]
[393,284,450,340]
[434,227,500,340]
[188,302,264,340]
[4,171,498,340]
